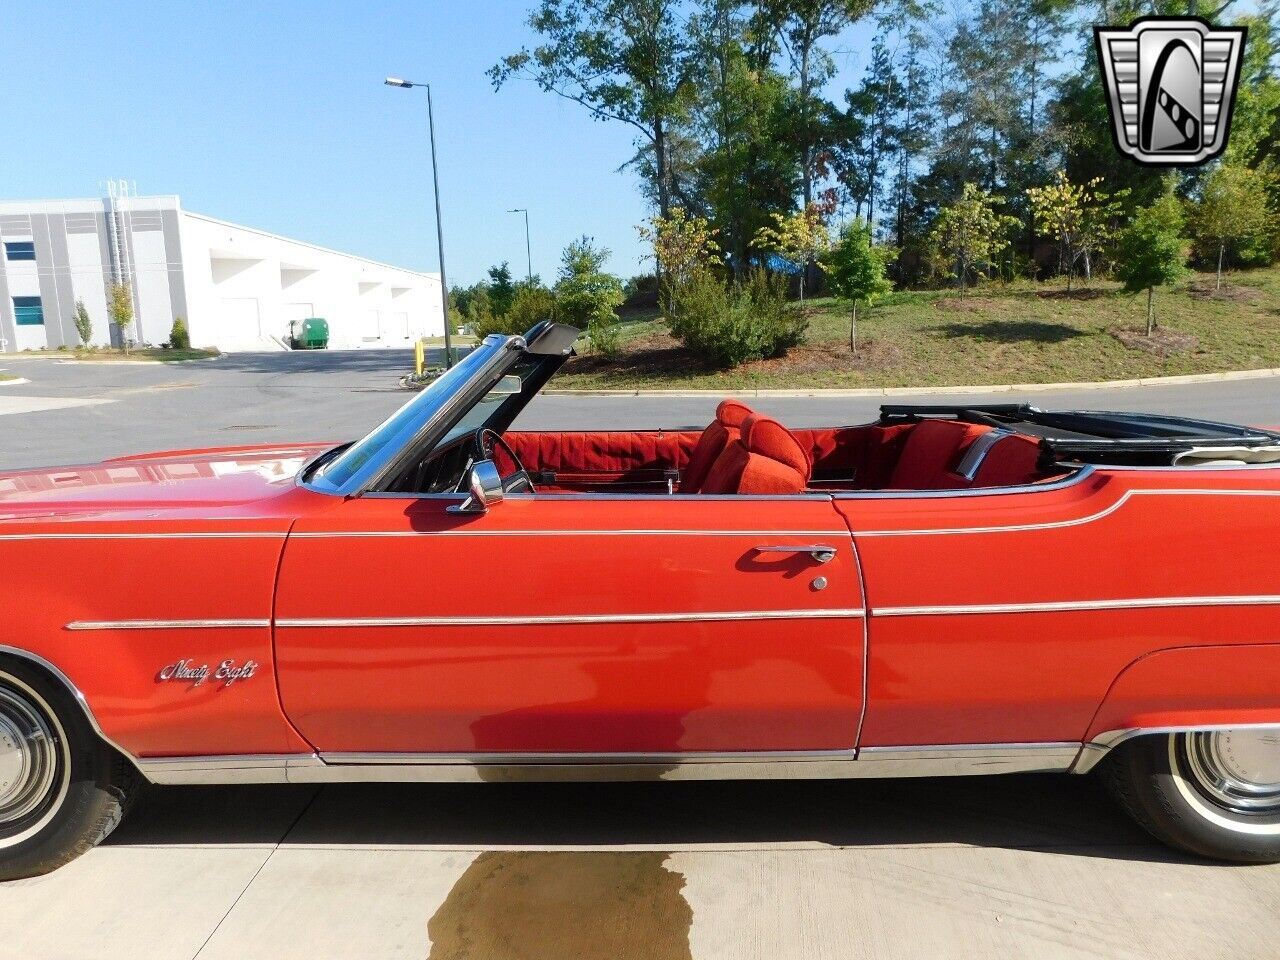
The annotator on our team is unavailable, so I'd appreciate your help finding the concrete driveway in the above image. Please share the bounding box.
[2,351,1279,958]
[4,775,1279,960]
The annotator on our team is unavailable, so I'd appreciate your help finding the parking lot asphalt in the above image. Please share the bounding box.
[2,350,1280,959]
[2,348,1280,470]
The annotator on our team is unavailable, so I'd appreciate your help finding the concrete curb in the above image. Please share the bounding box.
[544,366,1280,399]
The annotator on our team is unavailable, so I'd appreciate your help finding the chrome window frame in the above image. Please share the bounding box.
[299,334,524,499]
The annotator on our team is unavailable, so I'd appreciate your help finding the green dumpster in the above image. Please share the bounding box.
[288,317,329,350]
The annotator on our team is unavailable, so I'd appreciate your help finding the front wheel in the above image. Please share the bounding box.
[0,660,137,880]
[1103,729,1280,863]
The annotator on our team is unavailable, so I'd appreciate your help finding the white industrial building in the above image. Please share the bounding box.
[0,193,444,352]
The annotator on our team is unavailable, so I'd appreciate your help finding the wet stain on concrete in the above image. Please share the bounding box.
[426,851,693,960]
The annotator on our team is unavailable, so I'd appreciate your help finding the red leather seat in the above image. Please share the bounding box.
[700,414,812,495]
[680,399,754,493]
[887,419,990,489]
[970,433,1045,486]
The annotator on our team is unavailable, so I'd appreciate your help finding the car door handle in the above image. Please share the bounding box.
[753,545,838,564]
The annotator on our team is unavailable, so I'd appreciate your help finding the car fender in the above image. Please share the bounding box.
[1076,642,1280,771]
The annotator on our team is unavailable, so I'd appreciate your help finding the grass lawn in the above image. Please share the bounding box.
[553,268,1280,390]
[2,347,221,362]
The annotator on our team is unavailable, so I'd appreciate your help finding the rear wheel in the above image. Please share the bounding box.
[0,660,137,880]
[1103,729,1280,863]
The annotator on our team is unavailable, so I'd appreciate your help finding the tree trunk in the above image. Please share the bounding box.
[1217,242,1225,290]
[653,118,670,220]
[850,302,858,354]
[1146,287,1155,336]
[1084,249,1092,282]
[799,44,813,209]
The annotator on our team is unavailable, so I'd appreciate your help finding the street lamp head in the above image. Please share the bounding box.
[384,77,414,88]
[508,208,527,213]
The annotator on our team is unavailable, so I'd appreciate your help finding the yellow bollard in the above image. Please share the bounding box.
[414,338,425,377]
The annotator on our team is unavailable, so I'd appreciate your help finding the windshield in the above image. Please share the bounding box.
[308,338,507,494]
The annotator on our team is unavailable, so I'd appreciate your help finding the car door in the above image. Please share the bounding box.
[274,491,865,757]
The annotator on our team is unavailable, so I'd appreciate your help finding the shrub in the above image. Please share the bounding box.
[169,317,191,349]
[504,285,557,334]
[73,300,93,345]
[668,268,806,368]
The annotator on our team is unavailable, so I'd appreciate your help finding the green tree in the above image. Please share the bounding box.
[637,207,722,305]
[554,236,624,355]
[492,0,697,219]
[823,219,892,352]
[487,262,517,317]
[770,0,875,208]
[506,284,558,332]
[72,299,92,346]
[1195,164,1273,289]
[107,282,134,354]
[927,184,1018,292]
[1114,186,1189,337]
[1027,171,1127,290]
[753,204,832,300]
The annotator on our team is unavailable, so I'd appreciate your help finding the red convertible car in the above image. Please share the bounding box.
[2,320,1279,877]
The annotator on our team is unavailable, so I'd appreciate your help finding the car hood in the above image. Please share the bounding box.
[0,442,339,514]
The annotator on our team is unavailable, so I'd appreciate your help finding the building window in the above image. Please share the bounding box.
[13,297,44,326]
[4,241,36,261]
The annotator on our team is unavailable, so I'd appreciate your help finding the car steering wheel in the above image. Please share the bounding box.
[475,428,536,493]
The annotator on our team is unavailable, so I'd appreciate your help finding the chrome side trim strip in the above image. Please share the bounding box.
[0,532,284,541]
[137,754,323,785]
[276,608,865,629]
[291,528,853,538]
[65,619,271,631]
[128,742,1082,785]
[1072,724,1280,774]
[854,487,1280,536]
[873,595,1280,617]
[858,742,1081,776]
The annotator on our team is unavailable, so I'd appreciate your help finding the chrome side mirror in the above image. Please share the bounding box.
[447,459,504,515]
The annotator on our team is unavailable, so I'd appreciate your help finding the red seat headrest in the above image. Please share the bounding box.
[744,415,811,477]
[716,398,753,429]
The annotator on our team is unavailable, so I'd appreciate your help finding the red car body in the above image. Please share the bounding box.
[3,413,1279,785]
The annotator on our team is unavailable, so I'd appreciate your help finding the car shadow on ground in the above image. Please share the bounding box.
[105,774,1187,864]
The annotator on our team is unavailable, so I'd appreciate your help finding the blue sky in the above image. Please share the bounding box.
[3,1,883,287]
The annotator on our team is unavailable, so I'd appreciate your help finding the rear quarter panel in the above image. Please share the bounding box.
[837,467,1280,747]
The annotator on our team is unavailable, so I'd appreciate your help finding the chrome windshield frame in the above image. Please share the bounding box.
[300,334,526,498]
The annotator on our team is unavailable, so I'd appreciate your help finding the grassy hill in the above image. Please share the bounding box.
[553,267,1280,390]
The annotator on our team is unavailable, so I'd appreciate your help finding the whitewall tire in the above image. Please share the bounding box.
[0,660,137,880]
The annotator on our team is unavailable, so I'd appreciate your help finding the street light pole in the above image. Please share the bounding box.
[385,76,454,367]
[508,208,532,286]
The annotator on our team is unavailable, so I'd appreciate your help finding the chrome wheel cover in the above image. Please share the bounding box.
[0,675,69,848]
[1179,730,1280,815]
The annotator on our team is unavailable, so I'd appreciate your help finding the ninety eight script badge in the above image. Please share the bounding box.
[157,659,259,687]
[1095,16,1246,167]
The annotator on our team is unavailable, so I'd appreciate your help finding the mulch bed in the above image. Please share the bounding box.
[1035,288,1106,300]
[1186,282,1263,303]
[1110,326,1200,357]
